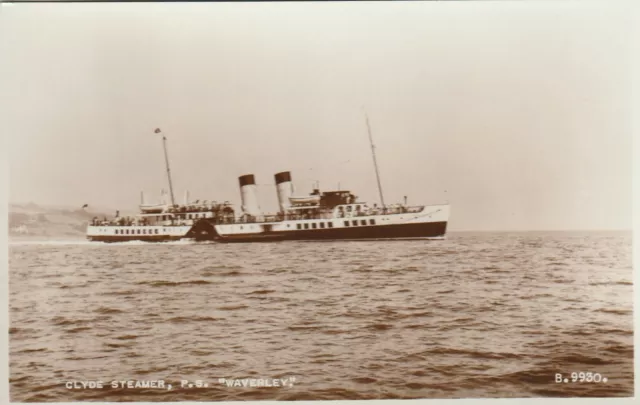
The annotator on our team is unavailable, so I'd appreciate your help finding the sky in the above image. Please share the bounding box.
[2,1,634,231]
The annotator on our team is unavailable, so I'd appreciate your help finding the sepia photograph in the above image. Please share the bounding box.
[2,0,636,403]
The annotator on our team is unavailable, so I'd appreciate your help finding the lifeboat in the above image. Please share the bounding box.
[289,195,321,205]
[139,203,168,214]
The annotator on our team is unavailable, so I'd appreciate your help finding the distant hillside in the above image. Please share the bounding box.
[9,203,113,240]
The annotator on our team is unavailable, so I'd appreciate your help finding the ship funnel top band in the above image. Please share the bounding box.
[239,174,256,187]
[274,171,292,184]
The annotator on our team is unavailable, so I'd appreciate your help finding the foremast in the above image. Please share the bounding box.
[365,113,386,209]
[155,128,176,207]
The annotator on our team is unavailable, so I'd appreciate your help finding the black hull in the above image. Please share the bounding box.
[87,235,184,243]
[207,221,447,243]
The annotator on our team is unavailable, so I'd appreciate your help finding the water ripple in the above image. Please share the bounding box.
[9,231,634,400]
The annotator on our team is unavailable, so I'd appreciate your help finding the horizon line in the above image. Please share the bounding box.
[8,201,631,234]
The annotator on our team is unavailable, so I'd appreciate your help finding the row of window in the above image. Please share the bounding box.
[339,205,364,212]
[186,213,207,220]
[293,219,377,230]
[296,222,335,230]
[115,229,159,235]
[345,219,376,227]
[155,213,207,221]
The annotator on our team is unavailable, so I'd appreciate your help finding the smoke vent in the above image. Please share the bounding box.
[274,171,293,213]
[238,174,261,216]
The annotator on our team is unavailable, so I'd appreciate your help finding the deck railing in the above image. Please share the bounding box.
[89,204,439,227]
[213,205,427,224]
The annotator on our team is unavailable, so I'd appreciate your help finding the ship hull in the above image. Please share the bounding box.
[195,204,451,243]
[86,225,193,243]
[86,235,184,243]
[212,220,447,243]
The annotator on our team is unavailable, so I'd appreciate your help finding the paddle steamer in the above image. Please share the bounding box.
[189,172,449,243]
[87,116,450,243]
[189,115,450,242]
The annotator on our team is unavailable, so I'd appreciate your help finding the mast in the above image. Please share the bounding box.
[155,128,176,207]
[365,113,385,208]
